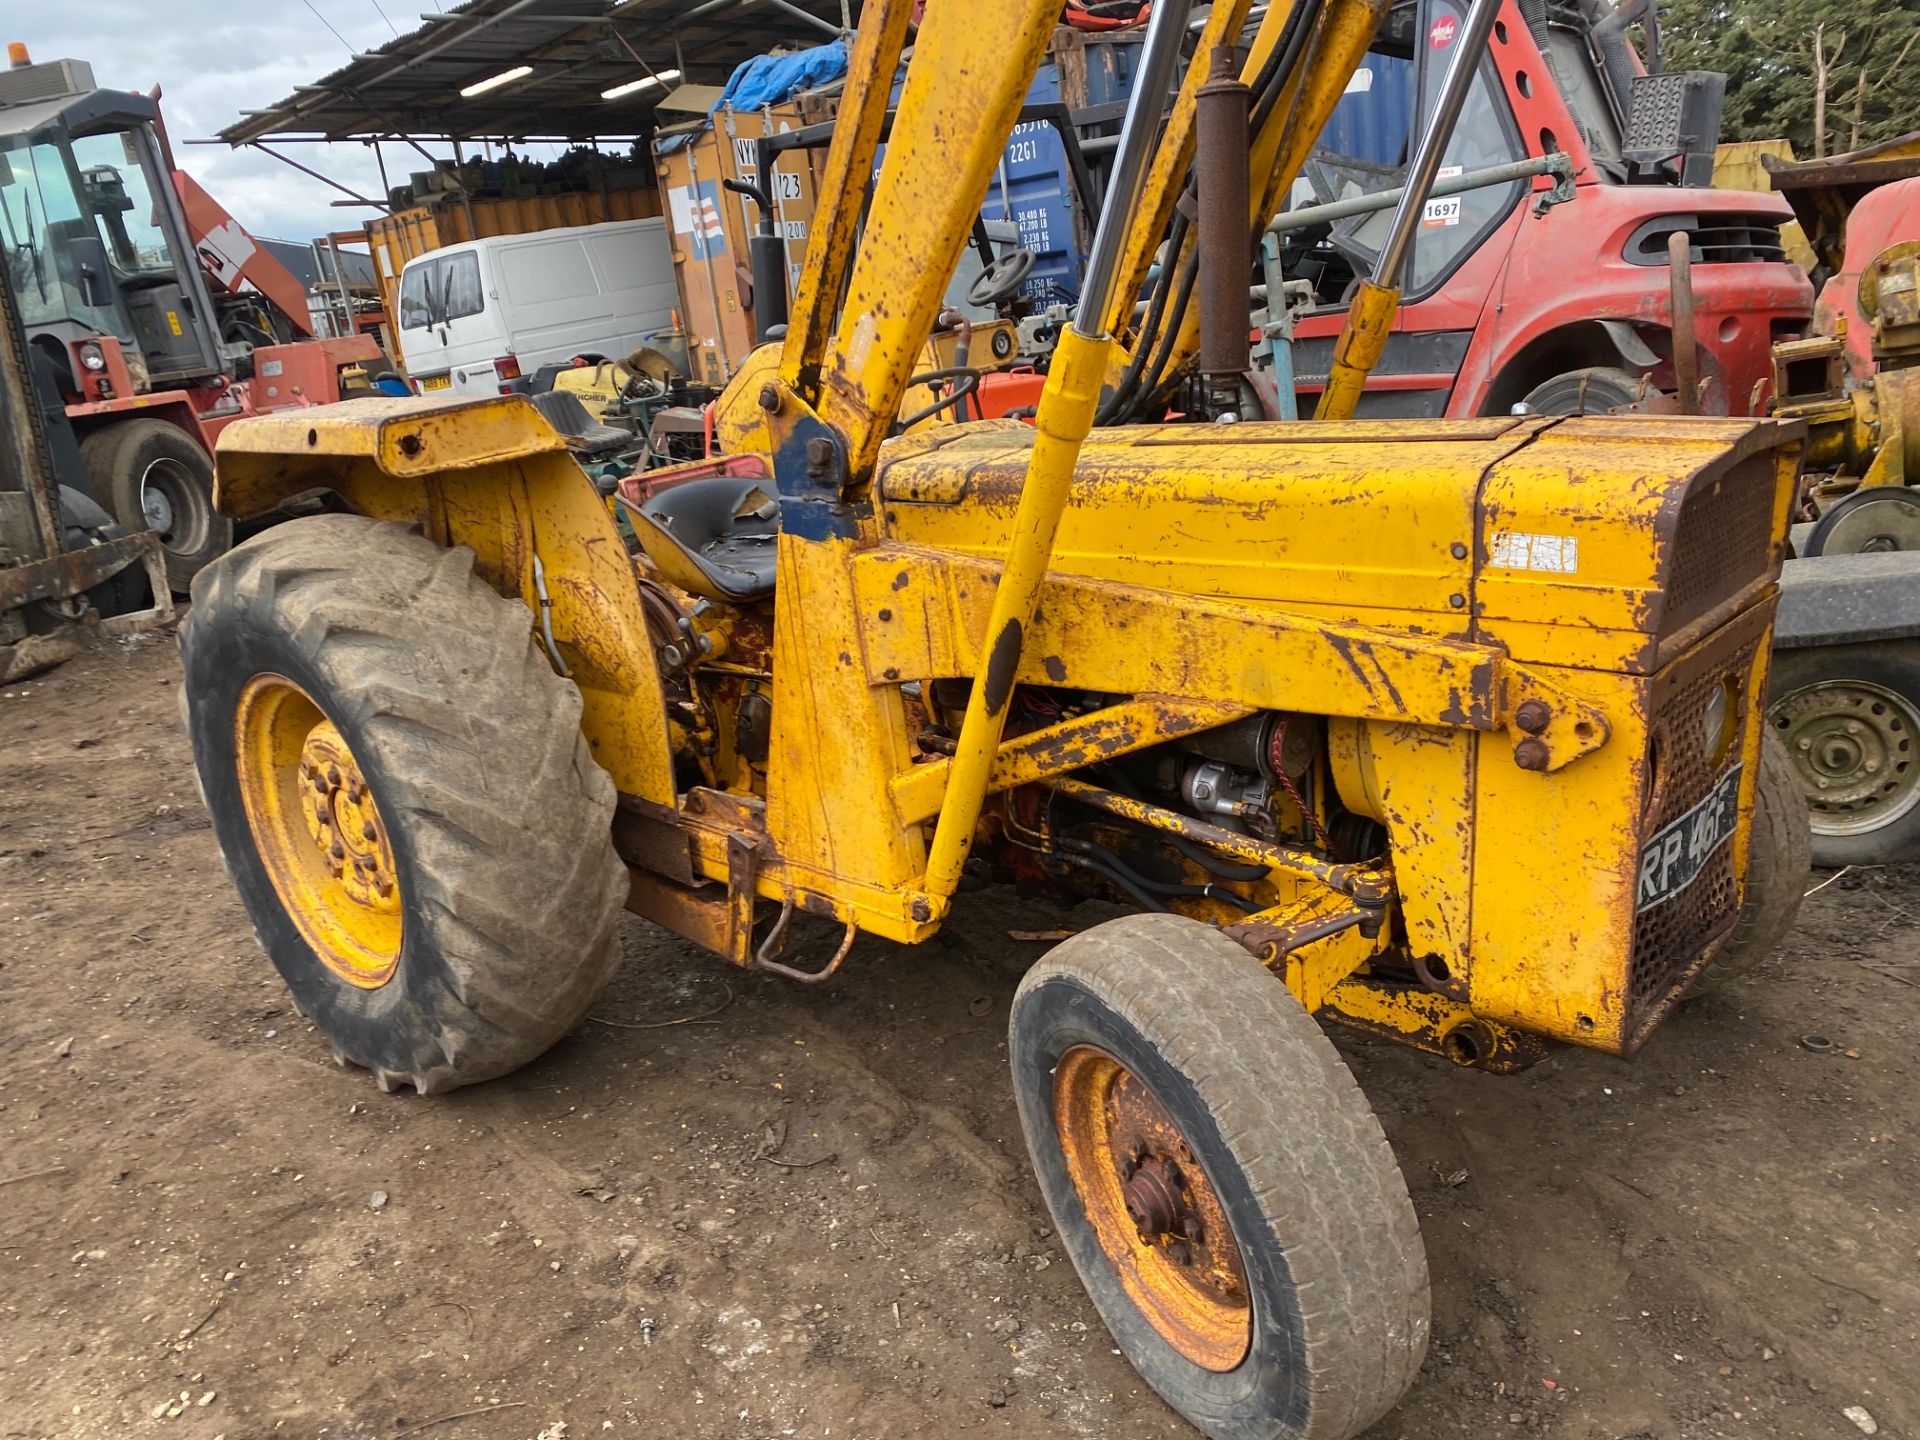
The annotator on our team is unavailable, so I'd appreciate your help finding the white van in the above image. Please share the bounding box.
[396,218,678,397]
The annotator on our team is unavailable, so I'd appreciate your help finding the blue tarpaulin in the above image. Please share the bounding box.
[711,38,849,112]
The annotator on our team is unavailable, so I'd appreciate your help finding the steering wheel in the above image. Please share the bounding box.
[967,247,1037,307]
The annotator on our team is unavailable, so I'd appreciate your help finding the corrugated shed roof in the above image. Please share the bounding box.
[218,0,853,145]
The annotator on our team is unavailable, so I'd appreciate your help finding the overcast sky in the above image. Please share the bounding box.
[14,0,582,244]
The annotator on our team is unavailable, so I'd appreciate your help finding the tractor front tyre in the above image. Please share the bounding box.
[179,514,627,1093]
[1010,914,1429,1440]
[81,419,231,592]
[1688,732,1812,993]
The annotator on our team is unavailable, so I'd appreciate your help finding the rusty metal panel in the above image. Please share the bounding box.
[1621,622,1770,1048]
[1472,415,1798,672]
[854,545,1612,774]
[1462,598,1776,1053]
[876,419,1533,622]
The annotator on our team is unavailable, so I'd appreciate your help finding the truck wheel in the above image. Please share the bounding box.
[1768,641,1920,866]
[179,514,627,1093]
[1010,914,1428,1440]
[1803,487,1920,558]
[1686,732,1811,993]
[80,419,231,593]
[1519,366,1648,416]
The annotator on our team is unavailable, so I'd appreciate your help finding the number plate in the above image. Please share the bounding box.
[1636,764,1742,913]
[419,374,452,391]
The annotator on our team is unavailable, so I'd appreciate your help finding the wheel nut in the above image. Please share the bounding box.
[1165,1239,1192,1265]
[1182,1216,1206,1245]
[329,840,346,860]
[362,820,378,841]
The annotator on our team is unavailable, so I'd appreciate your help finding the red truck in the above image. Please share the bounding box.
[0,45,380,590]
[1278,0,1813,419]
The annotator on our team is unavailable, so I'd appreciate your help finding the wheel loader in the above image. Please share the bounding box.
[179,1,1809,1436]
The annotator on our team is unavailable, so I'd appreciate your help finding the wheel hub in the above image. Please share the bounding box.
[1054,1047,1250,1371]
[1816,491,1920,556]
[1122,1154,1186,1242]
[1772,679,1920,836]
[138,457,207,551]
[233,676,404,987]
[141,481,174,534]
[297,721,397,908]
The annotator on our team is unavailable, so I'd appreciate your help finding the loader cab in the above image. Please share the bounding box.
[1280,0,1811,419]
[0,58,223,401]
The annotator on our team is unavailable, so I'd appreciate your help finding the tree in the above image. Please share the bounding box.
[1659,0,1920,157]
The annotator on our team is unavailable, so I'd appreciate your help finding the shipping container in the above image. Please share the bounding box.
[366,187,661,368]
[653,102,832,387]
[1318,52,1416,169]
[881,27,1146,307]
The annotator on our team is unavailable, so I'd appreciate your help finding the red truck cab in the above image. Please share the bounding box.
[1281,0,1813,418]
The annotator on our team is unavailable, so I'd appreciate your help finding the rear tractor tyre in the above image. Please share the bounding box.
[1519,366,1650,416]
[80,419,231,593]
[179,514,627,1093]
[1010,913,1429,1440]
[1687,731,1811,993]
[1767,641,1920,866]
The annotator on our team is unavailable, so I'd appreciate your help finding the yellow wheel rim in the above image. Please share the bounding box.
[233,675,403,988]
[1054,1046,1252,1372]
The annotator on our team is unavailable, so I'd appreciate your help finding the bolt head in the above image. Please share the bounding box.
[1513,699,1552,734]
[757,382,781,414]
[1450,541,1469,560]
[1513,737,1551,772]
[804,436,834,476]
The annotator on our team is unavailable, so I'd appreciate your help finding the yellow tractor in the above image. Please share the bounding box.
[180,1,1809,1435]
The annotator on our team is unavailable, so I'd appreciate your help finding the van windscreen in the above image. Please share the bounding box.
[398,252,484,330]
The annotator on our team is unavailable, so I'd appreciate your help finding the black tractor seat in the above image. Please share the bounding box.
[624,476,781,602]
[529,389,635,457]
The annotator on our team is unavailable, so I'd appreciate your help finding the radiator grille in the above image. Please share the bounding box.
[1659,458,1777,638]
[1624,642,1761,1044]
